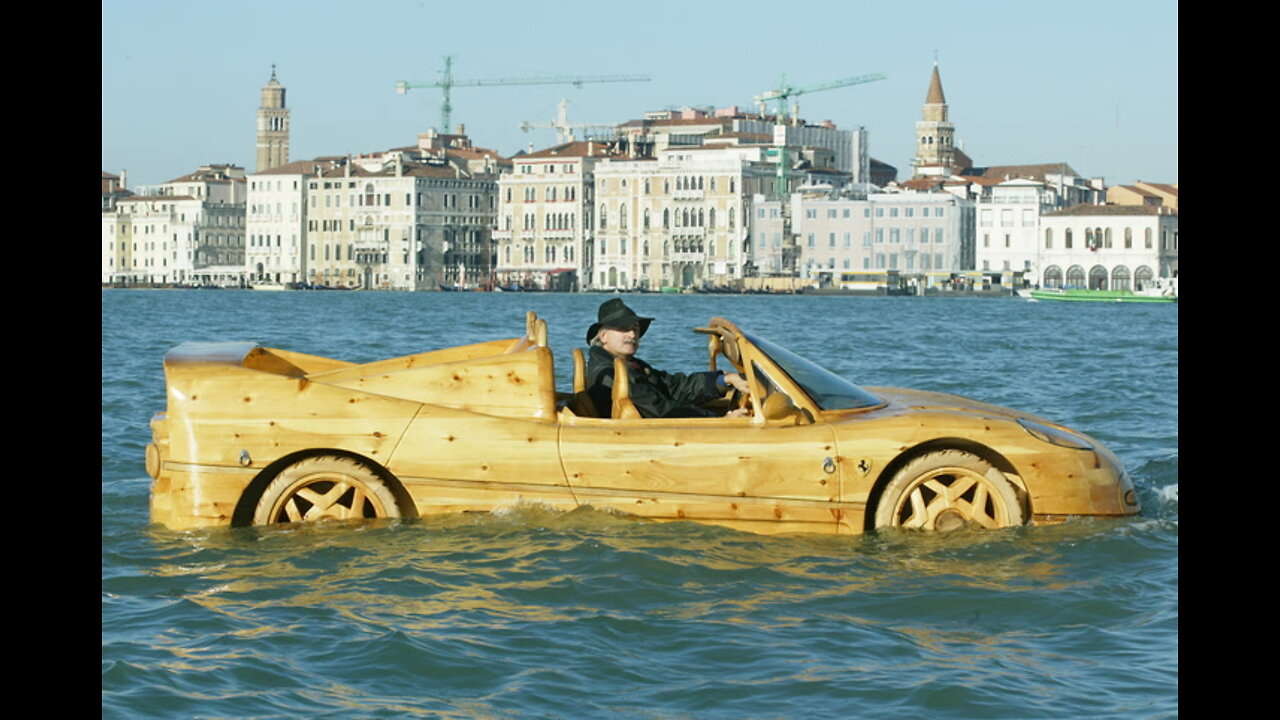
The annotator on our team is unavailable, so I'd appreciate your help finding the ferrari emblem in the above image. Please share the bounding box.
[857,459,871,476]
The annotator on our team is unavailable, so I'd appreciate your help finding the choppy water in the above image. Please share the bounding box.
[102,290,1177,719]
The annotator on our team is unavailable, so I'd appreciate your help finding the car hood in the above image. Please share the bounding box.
[861,386,1055,425]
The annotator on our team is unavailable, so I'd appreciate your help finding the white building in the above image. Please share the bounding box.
[974,178,1057,288]
[242,131,505,291]
[246,163,309,285]
[101,165,247,286]
[1038,204,1178,290]
[753,191,975,288]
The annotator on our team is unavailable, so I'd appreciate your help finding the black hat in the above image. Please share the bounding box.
[586,298,653,343]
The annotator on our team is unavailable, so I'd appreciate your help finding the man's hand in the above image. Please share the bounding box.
[723,372,750,394]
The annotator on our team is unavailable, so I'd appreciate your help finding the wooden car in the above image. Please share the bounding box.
[146,312,1140,535]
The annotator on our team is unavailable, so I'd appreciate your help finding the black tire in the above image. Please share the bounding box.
[252,455,401,525]
[874,450,1025,531]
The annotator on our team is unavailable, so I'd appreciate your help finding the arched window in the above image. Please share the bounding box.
[1144,228,1153,248]
[1134,265,1155,290]
[1124,228,1133,249]
[599,204,607,230]
[1064,228,1073,249]
[1088,265,1108,290]
[1043,265,1063,289]
[1065,265,1086,289]
[643,208,650,229]
[1044,228,1053,249]
[1111,265,1131,291]
[619,204,628,230]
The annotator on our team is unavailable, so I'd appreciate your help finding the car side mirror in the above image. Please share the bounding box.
[761,392,811,425]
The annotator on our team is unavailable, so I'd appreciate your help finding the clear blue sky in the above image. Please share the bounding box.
[102,0,1177,189]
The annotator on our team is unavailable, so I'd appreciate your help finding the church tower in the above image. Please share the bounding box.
[912,62,957,178]
[255,66,290,173]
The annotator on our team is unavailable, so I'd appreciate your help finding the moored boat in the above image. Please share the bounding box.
[1027,287,1176,303]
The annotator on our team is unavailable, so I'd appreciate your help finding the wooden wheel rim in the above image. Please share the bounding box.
[267,472,386,522]
[262,467,393,524]
[888,466,1017,530]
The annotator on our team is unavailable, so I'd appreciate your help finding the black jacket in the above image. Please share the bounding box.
[585,344,723,418]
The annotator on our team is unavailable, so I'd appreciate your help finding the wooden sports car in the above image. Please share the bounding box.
[146,312,1140,535]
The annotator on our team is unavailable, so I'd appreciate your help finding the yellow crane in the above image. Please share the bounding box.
[396,55,650,133]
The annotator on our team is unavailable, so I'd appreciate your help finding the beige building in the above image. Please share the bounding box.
[493,141,612,291]
[1107,181,1178,212]
[592,144,779,290]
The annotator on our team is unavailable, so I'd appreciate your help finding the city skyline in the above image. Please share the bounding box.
[102,0,1178,190]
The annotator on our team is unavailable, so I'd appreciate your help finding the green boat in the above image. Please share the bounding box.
[1025,288,1177,303]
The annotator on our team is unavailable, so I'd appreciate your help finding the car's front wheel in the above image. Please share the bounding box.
[252,455,401,525]
[874,450,1026,531]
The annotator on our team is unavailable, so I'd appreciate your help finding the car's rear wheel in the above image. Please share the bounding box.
[252,455,401,525]
[874,450,1025,531]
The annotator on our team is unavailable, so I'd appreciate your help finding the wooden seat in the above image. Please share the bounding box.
[573,347,588,393]
[611,355,642,420]
[560,347,599,418]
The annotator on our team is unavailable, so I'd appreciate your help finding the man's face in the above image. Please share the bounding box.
[599,325,640,357]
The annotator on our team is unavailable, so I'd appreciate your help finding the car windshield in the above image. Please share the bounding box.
[744,331,882,410]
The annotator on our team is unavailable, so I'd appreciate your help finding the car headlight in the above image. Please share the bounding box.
[1017,419,1094,450]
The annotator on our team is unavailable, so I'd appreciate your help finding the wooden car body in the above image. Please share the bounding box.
[147,313,1140,535]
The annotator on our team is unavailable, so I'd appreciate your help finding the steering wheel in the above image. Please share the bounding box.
[698,324,751,416]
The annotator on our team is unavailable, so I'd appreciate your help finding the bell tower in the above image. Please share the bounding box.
[255,65,290,173]
[912,62,956,178]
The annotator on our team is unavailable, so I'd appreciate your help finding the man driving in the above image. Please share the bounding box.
[584,298,751,419]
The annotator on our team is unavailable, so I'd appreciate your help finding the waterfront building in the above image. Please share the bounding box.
[755,190,974,289]
[255,67,290,173]
[974,178,1057,289]
[102,165,246,286]
[1037,204,1178,290]
[493,140,612,291]
[243,129,505,290]
[592,143,785,290]
[246,161,310,286]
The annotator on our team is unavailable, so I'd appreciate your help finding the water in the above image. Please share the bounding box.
[102,290,1178,719]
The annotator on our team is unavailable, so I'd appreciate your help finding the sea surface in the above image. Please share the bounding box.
[102,289,1178,719]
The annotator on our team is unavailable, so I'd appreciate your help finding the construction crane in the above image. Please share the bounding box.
[752,71,886,278]
[753,72,886,126]
[396,55,650,133]
[519,99,620,145]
